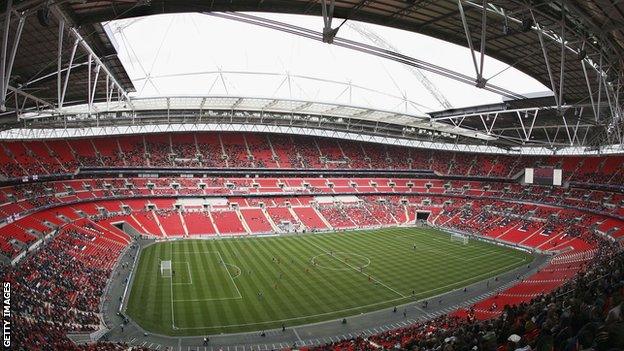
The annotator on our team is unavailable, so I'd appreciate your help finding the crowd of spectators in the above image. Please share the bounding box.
[1,221,131,350]
[319,205,357,228]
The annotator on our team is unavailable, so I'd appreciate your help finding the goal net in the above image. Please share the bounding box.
[161,260,172,278]
[450,233,469,245]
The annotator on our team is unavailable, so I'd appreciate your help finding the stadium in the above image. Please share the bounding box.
[0,1,623,350]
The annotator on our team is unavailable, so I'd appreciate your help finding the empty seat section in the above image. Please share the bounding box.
[182,212,217,236]
[241,208,273,233]
[212,210,246,235]
[292,207,327,230]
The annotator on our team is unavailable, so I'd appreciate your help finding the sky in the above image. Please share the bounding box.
[105,12,550,115]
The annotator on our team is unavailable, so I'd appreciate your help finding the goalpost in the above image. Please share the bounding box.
[450,233,469,245]
[161,260,172,278]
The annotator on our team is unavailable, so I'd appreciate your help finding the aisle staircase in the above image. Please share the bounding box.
[178,212,190,237]
[237,209,253,234]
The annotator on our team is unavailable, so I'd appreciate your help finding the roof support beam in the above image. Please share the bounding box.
[87,54,92,113]
[89,63,101,112]
[321,0,339,43]
[207,12,525,100]
[514,109,539,142]
[534,15,560,109]
[479,112,499,135]
[0,0,25,112]
[7,85,55,110]
[457,0,487,87]
[59,39,79,109]
[0,0,12,112]
[477,0,487,85]
[581,43,598,122]
[431,104,580,122]
[51,5,133,111]
[557,6,565,107]
[57,18,64,109]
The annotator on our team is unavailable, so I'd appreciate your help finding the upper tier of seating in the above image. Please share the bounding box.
[1,132,623,186]
[2,177,623,227]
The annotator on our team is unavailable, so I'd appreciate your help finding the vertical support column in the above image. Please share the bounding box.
[59,39,79,109]
[1,11,24,111]
[321,0,338,43]
[580,43,598,121]
[478,0,487,82]
[535,18,560,108]
[0,0,12,111]
[89,64,101,109]
[557,7,565,107]
[105,74,110,111]
[457,0,479,78]
[87,53,92,113]
[57,19,64,108]
[458,0,488,88]
[597,55,603,115]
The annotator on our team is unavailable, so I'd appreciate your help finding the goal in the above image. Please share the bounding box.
[161,260,172,278]
[450,233,469,245]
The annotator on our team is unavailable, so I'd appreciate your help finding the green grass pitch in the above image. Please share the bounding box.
[125,227,533,336]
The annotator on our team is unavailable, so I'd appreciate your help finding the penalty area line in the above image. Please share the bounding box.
[215,251,243,299]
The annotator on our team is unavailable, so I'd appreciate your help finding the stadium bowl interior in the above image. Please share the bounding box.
[1,1,624,350]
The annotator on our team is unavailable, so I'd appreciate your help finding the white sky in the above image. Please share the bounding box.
[105,13,550,114]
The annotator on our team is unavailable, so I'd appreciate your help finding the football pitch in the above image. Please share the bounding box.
[125,227,533,336]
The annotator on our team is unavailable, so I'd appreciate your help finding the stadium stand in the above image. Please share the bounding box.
[0,132,623,350]
[2,133,623,186]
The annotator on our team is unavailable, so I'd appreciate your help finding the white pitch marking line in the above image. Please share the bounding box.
[169,243,177,330]
[224,263,242,279]
[173,296,243,302]
[304,237,406,298]
[171,261,193,285]
[215,250,243,299]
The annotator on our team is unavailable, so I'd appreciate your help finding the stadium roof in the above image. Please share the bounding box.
[13,95,496,140]
[0,0,622,152]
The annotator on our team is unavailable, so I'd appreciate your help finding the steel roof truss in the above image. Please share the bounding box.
[458,0,480,84]
[581,43,599,122]
[534,13,561,109]
[51,6,133,111]
[558,9,565,108]
[89,62,101,113]
[514,109,539,142]
[478,112,499,135]
[321,0,340,43]
[0,0,25,112]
